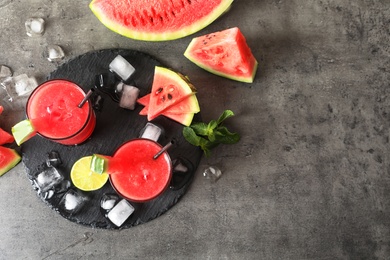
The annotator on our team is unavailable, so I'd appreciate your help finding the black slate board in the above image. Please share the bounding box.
[21,49,202,229]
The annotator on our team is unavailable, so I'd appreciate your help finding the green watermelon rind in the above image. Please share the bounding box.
[0,146,21,176]
[89,0,234,41]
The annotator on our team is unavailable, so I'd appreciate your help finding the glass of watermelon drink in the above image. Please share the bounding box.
[107,138,172,202]
[25,79,96,145]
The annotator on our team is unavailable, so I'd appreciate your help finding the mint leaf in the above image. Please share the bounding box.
[182,127,202,146]
[216,110,234,125]
[190,122,209,136]
[214,126,240,144]
[182,109,240,157]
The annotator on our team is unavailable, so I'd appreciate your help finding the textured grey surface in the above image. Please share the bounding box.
[1,1,389,259]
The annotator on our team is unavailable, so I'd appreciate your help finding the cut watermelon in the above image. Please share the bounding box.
[0,106,3,115]
[0,128,14,145]
[0,146,21,176]
[90,0,233,41]
[147,66,197,121]
[139,93,199,114]
[184,27,258,83]
[138,98,195,126]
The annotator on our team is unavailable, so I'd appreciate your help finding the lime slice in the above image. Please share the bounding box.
[11,119,36,146]
[70,156,109,191]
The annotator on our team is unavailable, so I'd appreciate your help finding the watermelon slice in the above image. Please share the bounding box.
[137,95,195,126]
[139,93,199,114]
[147,66,197,121]
[0,146,21,176]
[89,0,233,41]
[184,27,258,83]
[0,128,14,145]
[0,106,3,115]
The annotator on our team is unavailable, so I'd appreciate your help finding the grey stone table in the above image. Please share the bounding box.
[0,1,389,259]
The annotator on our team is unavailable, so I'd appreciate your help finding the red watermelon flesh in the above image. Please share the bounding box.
[138,95,195,126]
[0,146,21,176]
[89,0,233,41]
[147,66,197,121]
[0,128,14,145]
[0,106,3,115]
[184,27,258,83]
[139,93,199,114]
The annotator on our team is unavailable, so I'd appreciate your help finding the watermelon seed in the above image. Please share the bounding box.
[155,87,163,94]
[167,94,173,100]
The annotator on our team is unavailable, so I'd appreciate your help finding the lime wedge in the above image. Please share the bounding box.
[90,154,109,174]
[70,156,109,191]
[11,119,36,146]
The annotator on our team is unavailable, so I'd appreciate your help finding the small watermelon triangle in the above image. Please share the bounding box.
[138,94,196,126]
[147,67,196,121]
[0,128,14,145]
[184,27,258,83]
[0,146,21,176]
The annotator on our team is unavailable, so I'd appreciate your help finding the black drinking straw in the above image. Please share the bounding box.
[153,140,175,160]
[77,88,94,108]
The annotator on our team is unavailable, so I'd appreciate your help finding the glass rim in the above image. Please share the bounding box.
[25,79,94,141]
[109,138,173,202]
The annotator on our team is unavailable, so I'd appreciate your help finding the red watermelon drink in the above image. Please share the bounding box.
[24,79,96,145]
[94,139,172,202]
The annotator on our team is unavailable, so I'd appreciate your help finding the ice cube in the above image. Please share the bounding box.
[91,94,104,111]
[60,189,87,214]
[139,122,162,142]
[46,151,62,167]
[56,179,71,194]
[169,157,194,190]
[25,18,45,37]
[13,74,38,96]
[33,166,64,193]
[118,83,140,110]
[44,45,65,62]
[0,81,13,104]
[0,65,12,81]
[203,166,222,182]
[100,193,119,211]
[109,55,135,81]
[107,199,135,227]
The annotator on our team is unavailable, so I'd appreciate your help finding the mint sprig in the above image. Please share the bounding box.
[182,110,240,156]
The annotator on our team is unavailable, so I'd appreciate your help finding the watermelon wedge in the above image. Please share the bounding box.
[0,128,14,145]
[139,93,199,114]
[184,27,258,83]
[90,0,233,41]
[0,146,21,176]
[147,67,197,121]
[137,95,195,126]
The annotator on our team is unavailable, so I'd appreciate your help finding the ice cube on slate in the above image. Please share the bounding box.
[118,83,140,110]
[61,189,87,214]
[46,151,62,167]
[44,45,65,62]
[13,74,38,96]
[33,167,64,193]
[139,122,162,142]
[173,159,188,173]
[203,166,222,182]
[107,199,135,227]
[100,193,119,211]
[25,18,45,37]
[109,55,135,81]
